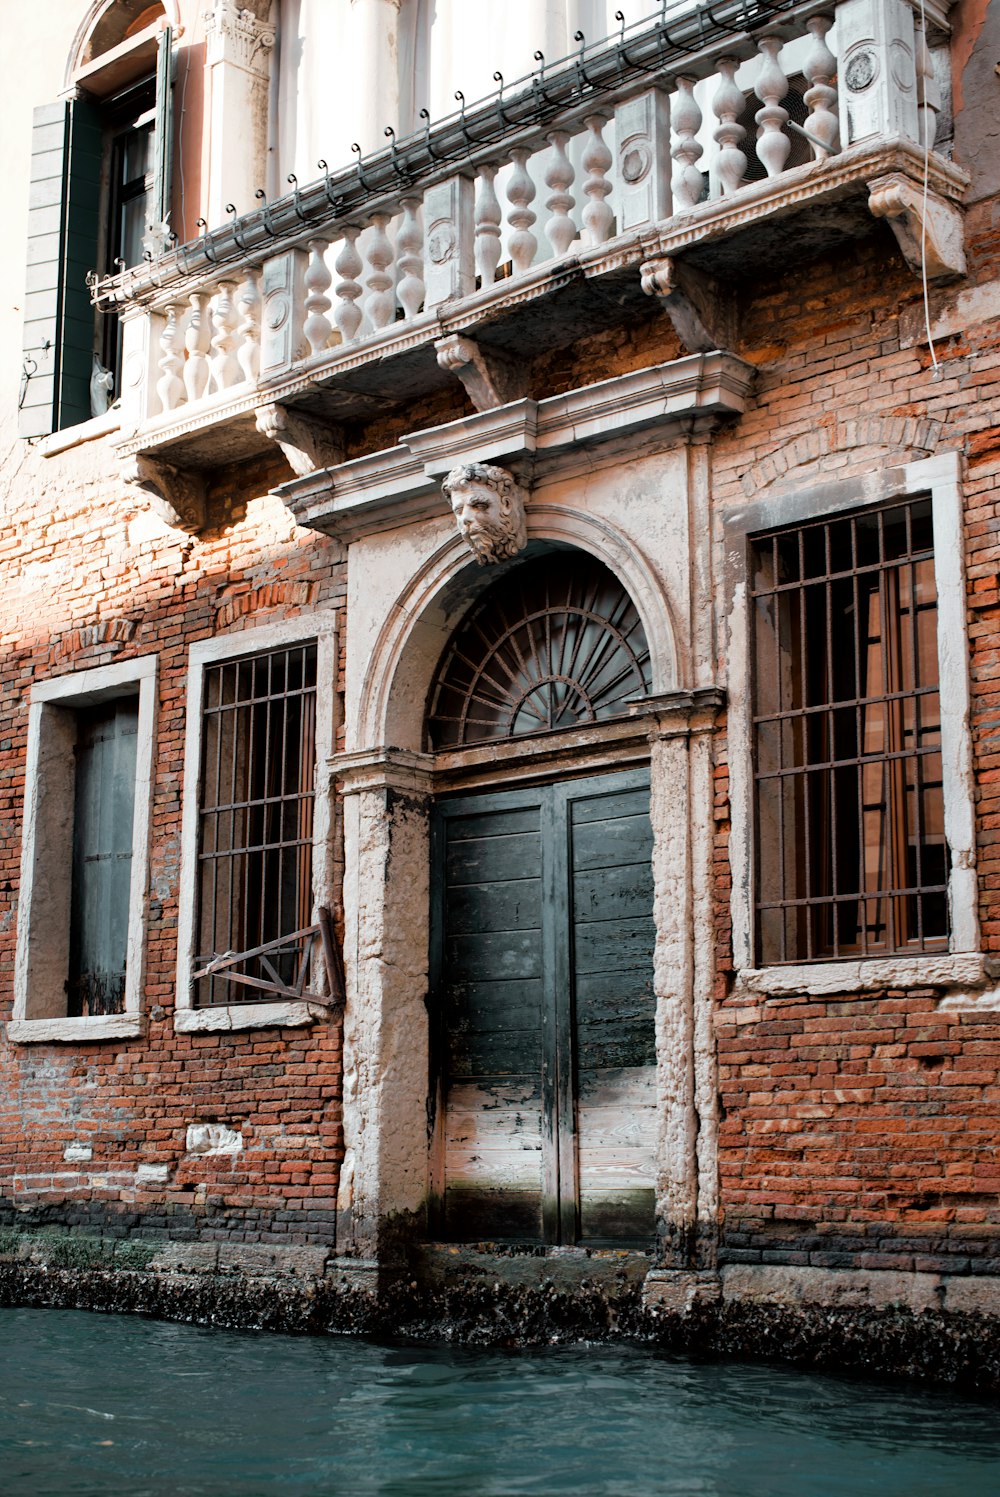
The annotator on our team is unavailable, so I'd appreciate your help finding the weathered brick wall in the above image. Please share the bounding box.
[705,185,1000,1269]
[716,994,1000,1272]
[0,433,354,1244]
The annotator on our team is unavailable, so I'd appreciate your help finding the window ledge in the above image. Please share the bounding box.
[174,1001,328,1034]
[39,410,122,458]
[734,952,988,999]
[7,1015,144,1044]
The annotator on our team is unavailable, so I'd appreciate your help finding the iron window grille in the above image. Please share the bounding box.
[750,497,948,965]
[194,641,318,1007]
[426,553,652,749]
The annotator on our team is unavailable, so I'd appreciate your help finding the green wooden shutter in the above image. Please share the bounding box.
[151,25,173,239]
[20,98,102,438]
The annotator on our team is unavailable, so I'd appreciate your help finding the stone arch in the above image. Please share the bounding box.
[65,0,177,87]
[355,505,682,754]
[738,416,943,498]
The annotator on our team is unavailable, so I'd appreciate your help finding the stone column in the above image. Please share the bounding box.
[334,748,434,1273]
[646,689,724,1269]
[204,0,276,226]
[345,0,402,157]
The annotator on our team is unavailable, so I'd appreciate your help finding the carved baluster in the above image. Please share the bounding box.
[209,280,239,393]
[915,16,940,151]
[475,164,503,285]
[364,213,395,330]
[304,239,333,355]
[334,227,364,344]
[544,130,576,258]
[156,302,185,413]
[803,14,840,160]
[712,58,747,196]
[754,34,790,178]
[506,149,537,275]
[184,290,211,403]
[671,77,704,210]
[396,196,425,319]
[581,115,614,244]
[236,268,261,384]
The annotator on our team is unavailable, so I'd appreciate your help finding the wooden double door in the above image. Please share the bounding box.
[430,768,657,1246]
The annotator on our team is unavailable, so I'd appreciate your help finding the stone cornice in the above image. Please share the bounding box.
[277,353,756,543]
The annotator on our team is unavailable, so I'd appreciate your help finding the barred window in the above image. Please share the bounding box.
[195,641,317,1006]
[750,498,948,965]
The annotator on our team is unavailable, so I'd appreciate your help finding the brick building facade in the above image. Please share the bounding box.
[3,0,1000,1356]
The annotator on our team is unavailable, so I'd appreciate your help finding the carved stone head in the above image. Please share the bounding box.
[442,462,527,566]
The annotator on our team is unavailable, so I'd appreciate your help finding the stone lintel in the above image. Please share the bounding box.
[276,355,755,543]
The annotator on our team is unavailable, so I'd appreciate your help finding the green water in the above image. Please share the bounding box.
[1,1308,997,1495]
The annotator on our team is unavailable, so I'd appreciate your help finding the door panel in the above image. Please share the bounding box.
[567,781,657,1244]
[435,800,545,1241]
[432,770,655,1246]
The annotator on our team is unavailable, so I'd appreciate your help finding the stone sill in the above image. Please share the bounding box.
[173,1000,328,1033]
[7,1014,144,1043]
[734,951,988,999]
[39,410,121,458]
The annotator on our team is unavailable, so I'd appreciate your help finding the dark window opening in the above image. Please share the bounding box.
[750,498,948,965]
[195,643,318,1007]
[98,77,156,393]
[68,697,139,1017]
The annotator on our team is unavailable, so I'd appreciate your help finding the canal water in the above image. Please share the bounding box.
[1,1308,998,1495]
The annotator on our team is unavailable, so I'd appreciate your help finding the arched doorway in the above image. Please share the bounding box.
[426,552,658,1246]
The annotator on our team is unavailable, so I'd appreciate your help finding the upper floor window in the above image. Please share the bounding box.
[750,498,948,966]
[19,2,172,437]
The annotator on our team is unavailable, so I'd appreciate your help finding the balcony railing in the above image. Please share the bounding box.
[96,0,967,506]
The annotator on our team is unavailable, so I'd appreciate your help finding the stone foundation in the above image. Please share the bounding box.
[3,1229,1000,1395]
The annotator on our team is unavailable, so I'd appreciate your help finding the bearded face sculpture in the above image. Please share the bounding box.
[442,463,528,566]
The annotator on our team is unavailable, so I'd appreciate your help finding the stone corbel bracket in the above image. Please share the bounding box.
[640,255,737,354]
[123,454,207,532]
[435,334,529,413]
[868,171,967,281]
[256,402,345,478]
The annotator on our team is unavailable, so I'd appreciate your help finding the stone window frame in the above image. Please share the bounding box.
[724,450,983,997]
[10,654,158,1044]
[174,611,338,1035]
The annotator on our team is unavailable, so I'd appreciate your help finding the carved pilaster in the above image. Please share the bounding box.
[256,403,345,478]
[868,172,966,280]
[204,0,276,73]
[435,335,527,413]
[123,455,207,532]
[640,256,737,354]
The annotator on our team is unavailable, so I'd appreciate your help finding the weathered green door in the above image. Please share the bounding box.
[430,768,656,1246]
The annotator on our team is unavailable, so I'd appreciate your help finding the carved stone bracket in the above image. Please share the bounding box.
[435,335,528,413]
[640,256,737,354]
[868,172,967,281]
[256,403,345,478]
[123,455,207,532]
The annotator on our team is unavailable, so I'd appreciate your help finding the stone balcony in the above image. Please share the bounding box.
[92,0,969,530]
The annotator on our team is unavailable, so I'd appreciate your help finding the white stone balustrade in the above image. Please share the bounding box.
[123,1,954,424]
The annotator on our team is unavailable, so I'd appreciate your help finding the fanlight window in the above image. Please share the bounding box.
[427,554,652,749]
